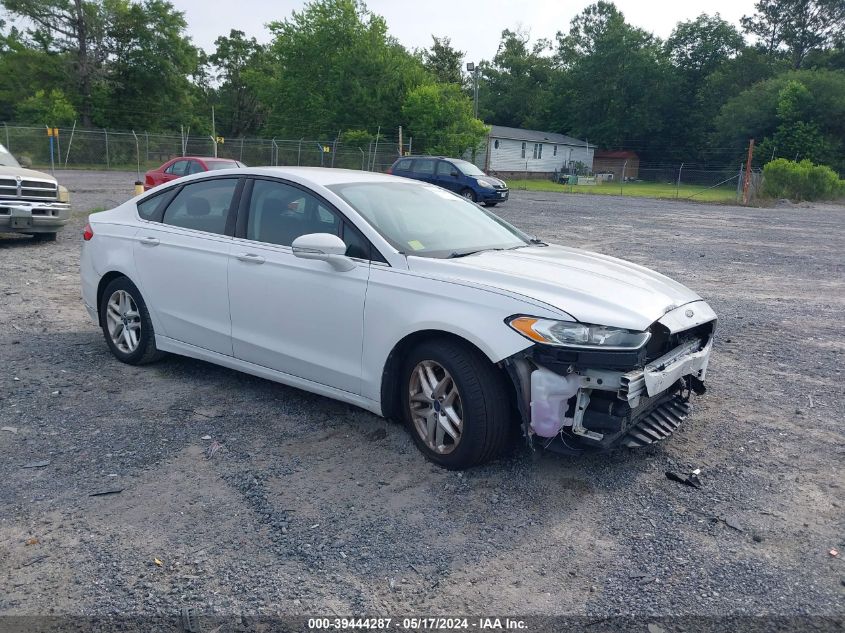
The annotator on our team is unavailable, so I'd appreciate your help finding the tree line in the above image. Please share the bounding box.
[1,0,843,171]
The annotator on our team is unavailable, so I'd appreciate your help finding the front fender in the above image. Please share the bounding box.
[360,265,566,404]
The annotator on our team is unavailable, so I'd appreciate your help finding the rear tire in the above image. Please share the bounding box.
[99,276,164,365]
[460,189,477,203]
[401,338,511,469]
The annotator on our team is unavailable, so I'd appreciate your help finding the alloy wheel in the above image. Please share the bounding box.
[106,290,142,354]
[408,360,464,454]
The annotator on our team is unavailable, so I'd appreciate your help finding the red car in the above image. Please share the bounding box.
[144,156,245,191]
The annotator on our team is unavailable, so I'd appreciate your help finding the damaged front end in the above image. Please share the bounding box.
[502,302,717,454]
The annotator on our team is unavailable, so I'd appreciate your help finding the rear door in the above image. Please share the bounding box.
[162,159,190,184]
[410,158,436,185]
[132,177,242,355]
[228,177,374,393]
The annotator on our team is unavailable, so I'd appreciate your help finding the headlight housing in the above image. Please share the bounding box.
[476,178,495,189]
[507,316,651,350]
[58,185,70,203]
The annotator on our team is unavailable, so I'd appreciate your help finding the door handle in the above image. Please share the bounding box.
[139,236,160,246]
[236,253,265,264]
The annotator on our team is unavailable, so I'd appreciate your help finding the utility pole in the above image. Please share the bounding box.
[211,106,217,158]
[742,139,755,205]
[398,126,403,157]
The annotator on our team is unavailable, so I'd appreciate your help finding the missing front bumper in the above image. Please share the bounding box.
[503,330,714,454]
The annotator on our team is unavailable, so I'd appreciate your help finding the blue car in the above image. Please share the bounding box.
[388,156,509,206]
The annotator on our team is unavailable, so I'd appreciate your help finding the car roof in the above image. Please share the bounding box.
[242,167,402,186]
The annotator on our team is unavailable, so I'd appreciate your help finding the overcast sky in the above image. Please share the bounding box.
[171,0,759,60]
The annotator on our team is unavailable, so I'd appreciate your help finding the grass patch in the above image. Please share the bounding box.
[509,179,739,203]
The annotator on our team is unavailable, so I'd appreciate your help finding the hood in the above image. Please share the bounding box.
[407,244,701,331]
[0,165,57,183]
[475,175,506,188]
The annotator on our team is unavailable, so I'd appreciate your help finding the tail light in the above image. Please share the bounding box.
[386,166,392,174]
[83,223,94,241]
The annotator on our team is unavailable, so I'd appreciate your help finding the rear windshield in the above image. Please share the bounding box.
[206,160,242,170]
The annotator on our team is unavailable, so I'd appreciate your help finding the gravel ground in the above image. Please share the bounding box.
[1,171,843,626]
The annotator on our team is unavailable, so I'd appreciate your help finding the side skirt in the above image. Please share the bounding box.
[155,335,384,416]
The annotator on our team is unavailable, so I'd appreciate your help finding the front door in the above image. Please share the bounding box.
[132,177,241,355]
[434,160,462,193]
[228,178,371,394]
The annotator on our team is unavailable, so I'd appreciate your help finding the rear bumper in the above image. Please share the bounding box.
[0,200,70,233]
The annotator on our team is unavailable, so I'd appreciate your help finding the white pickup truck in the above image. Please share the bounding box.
[0,144,70,241]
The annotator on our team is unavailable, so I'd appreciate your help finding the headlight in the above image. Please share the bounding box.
[58,185,70,203]
[507,316,651,349]
[476,178,494,189]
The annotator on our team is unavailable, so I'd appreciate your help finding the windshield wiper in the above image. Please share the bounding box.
[528,237,548,245]
[448,248,504,258]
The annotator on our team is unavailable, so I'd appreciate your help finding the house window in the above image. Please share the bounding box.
[553,145,557,156]
[494,139,500,149]
[533,143,543,159]
[521,142,526,158]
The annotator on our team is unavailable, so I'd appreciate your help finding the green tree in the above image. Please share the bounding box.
[741,0,845,68]
[0,23,73,122]
[1,0,106,124]
[402,83,488,157]
[715,70,845,170]
[550,2,671,155]
[208,29,267,136]
[423,36,464,84]
[15,88,77,125]
[258,0,429,137]
[477,29,553,129]
[97,0,201,131]
[663,14,745,159]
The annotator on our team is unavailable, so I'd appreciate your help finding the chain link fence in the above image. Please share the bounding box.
[1,124,403,176]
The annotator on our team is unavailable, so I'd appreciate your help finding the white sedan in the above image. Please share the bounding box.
[80,168,716,469]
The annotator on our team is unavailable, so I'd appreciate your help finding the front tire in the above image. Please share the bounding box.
[401,339,511,469]
[460,188,477,203]
[99,277,163,365]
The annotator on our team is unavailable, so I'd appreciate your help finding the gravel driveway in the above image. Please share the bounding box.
[1,171,843,627]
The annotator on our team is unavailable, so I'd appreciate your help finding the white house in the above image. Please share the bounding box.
[471,125,595,178]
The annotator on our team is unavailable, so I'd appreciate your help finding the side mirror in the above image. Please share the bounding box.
[291,233,355,272]
[451,170,460,178]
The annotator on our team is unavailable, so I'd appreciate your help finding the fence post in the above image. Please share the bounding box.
[331,131,340,168]
[371,126,381,171]
[64,121,76,167]
[104,128,110,169]
[240,137,244,162]
[298,138,303,166]
[620,160,627,195]
[3,122,8,151]
[359,147,365,171]
[132,130,141,184]
[408,137,412,156]
[145,132,149,163]
[676,162,684,199]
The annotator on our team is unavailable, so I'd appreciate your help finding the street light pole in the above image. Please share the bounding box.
[466,62,479,118]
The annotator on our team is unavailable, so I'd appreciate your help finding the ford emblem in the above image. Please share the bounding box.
[685,309,694,318]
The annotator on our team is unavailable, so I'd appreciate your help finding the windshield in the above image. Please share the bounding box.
[328,182,528,258]
[452,159,485,176]
[206,160,242,170]
[0,144,21,168]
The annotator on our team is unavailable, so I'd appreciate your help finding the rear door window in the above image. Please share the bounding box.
[394,159,412,172]
[411,159,434,176]
[165,160,190,176]
[161,178,238,235]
